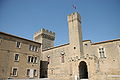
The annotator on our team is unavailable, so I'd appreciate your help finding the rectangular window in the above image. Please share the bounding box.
[29,45,32,51]
[12,67,18,76]
[32,46,34,51]
[29,45,38,52]
[35,46,37,52]
[28,56,31,62]
[34,69,37,77]
[16,41,21,48]
[61,54,64,63]
[36,47,38,52]
[31,57,34,62]
[28,56,38,63]
[27,69,30,76]
[34,57,37,63]
[14,53,19,61]
[98,47,106,58]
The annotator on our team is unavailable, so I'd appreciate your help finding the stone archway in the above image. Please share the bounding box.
[79,61,88,79]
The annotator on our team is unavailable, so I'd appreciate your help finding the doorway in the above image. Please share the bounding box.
[40,61,48,78]
[79,61,88,79]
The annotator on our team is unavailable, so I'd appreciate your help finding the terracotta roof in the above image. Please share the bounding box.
[0,32,41,45]
[1,32,119,50]
[83,40,91,42]
[43,43,70,51]
[43,39,120,51]
[43,40,91,51]
[92,39,120,45]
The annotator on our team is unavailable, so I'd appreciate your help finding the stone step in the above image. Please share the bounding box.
[7,79,56,80]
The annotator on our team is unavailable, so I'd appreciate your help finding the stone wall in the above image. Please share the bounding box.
[0,32,42,79]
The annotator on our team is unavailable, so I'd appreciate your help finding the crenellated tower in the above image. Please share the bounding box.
[34,28,55,50]
[68,12,84,57]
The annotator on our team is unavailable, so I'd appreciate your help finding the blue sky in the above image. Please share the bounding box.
[0,0,120,46]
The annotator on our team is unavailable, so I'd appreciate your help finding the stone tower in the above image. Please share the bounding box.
[34,28,55,50]
[68,12,83,57]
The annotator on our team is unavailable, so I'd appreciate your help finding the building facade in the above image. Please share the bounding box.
[39,12,120,80]
[0,12,120,80]
[0,32,42,79]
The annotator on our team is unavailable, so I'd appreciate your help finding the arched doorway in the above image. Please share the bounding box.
[79,61,88,79]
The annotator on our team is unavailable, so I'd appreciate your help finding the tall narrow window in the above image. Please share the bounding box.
[29,45,32,51]
[28,56,31,62]
[31,57,34,62]
[14,53,19,61]
[98,47,106,58]
[27,69,30,76]
[29,45,38,52]
[35,46,38,52]
[16,41,21,48]
[34,46,37,51]
[61,51,65,63]
[34,57,37,63]
[61,54,64,63]
[47,56,50,64]
[34,69,37,77]
[32,46,35,51]
[12,67,18,76]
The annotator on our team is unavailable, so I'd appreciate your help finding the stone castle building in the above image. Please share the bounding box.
[0,12,120,80]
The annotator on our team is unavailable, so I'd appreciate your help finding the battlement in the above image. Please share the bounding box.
[34,28,55,41]
[68,12,81,23]
[34,28,55,37]
[34,28,55,49]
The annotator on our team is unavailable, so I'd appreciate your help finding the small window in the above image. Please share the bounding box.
[16,42,21,48]
[98,47,106,58]
[34,69,37,76]
[35,46,38,52]
[34,57,37,63]
[61,54,64,63]
[28,56,32,63]
[29,45,38,52]
[32,46,34,51]
[47,56,50,64]
[14,53,19,61]
[26,69,30,76]
[29,45,32,51]
[12,67,18,76]
[60,51,65,63]
[37,47,39,52]
[28,56,38,63]
[34,46,36,51]
[31,57,34,62]
[33,46,37,51]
